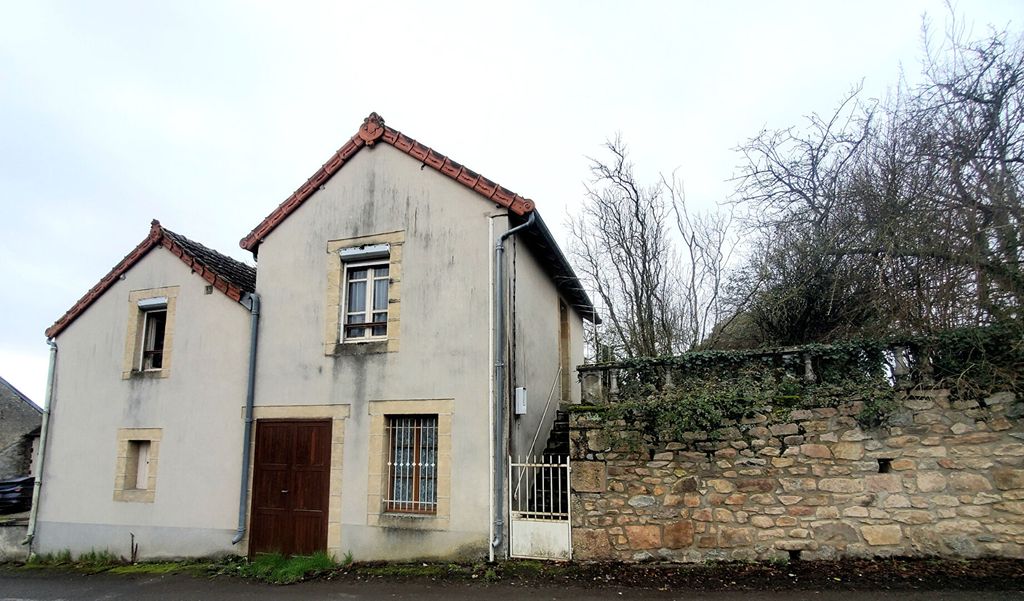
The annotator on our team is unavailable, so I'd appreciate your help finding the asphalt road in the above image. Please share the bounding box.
[1,570,1022,601]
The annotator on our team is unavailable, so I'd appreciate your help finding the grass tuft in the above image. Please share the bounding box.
[76,549,120,568]
[26,549,73,567]
[236,552,337,584]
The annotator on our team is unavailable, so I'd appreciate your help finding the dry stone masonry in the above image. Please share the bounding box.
[570,388,1024,562]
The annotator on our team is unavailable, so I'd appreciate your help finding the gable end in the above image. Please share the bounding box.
[45,220,255,338]
[239,112,535,253]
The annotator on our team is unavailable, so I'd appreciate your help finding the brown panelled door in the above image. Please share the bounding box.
[249,420,331,556]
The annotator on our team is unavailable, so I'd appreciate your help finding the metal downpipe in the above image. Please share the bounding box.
[491,211,536,555]
[232,293,261,545]
[22,339,57,551]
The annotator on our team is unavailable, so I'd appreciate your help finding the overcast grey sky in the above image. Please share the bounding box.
[1,1,1019,403]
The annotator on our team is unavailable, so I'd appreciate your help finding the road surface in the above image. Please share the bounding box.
[0,569,1021,600]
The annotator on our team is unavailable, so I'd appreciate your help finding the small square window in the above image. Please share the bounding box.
[113,428,160,503]
[125,440,151,490]
[384,415,437,514]
[343,262,389,341]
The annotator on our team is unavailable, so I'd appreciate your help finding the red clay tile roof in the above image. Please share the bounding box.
[240,112,599,322]
[239,112,536,252]
[45,220,256,338]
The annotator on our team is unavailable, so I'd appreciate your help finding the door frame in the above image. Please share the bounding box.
[243,405,349,559]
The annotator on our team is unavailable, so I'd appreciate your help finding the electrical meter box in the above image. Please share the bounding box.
[514,387,527,415]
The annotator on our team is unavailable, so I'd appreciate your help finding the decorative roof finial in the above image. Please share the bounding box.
[358,112,386,146]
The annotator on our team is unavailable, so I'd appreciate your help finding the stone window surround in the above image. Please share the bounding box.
[113,427,162,503]
[240,405,350,561]
[325,230,404,356]
[367,399,452,531]
[122,286,179,379]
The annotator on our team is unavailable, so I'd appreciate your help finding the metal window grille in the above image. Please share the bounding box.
[384,415,438,514]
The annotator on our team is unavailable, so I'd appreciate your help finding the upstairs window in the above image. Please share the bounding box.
[141,309,167,370]
[344,263,389,340]
[137,296,168,371]
[122,288,177,380]
[326,236,402,355]
[340,244,391,342]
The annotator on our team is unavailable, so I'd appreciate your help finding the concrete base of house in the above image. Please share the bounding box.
[31,521,491,562]
[0,514,29,561]
[339,524,489,562]
[34,522,238,560]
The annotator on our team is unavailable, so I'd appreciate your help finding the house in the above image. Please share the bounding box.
[31,222,256,558]
[32,112,597,561]
[0,376,41,480]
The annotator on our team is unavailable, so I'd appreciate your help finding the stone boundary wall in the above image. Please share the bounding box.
[570,389,1024,561]
[0,516,28,561]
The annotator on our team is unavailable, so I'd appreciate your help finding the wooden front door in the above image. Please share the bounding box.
[249,419,331,556]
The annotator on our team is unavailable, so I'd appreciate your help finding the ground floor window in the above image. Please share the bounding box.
[113,428,161,503]
[384,415,438,514]
[124,440,151,489]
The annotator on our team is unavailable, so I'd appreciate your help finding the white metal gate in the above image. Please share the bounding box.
[508,456,571,560]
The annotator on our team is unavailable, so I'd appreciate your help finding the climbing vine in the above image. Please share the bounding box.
[582,324,1024,444]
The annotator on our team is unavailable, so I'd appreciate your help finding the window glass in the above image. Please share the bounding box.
[384,415,438,513]
[141,310,167,370]
[347,280,366,312]
[343,262,389,341]
[373,279,388,311]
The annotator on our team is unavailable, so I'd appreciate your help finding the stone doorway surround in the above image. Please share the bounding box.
[241,404,349,559]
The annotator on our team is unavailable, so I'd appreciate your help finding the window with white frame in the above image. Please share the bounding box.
[384,415,438,514]
[342,261,390,341]
[327,238,400,355]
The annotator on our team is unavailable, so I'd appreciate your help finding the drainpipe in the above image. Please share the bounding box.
[232,292,261,545]
[23,339,57,551]
[491,211,536,558]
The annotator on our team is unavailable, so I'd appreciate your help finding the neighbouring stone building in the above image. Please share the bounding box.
[570,382,1024,561]
[0,376,41,562]
[0,376,41,480]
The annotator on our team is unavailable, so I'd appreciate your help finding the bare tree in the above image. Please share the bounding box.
[664,175,736,348]
[731,14,1024,344]
[569,137,735,359]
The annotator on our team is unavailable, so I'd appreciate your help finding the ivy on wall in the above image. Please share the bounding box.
[582,324,1024,443]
